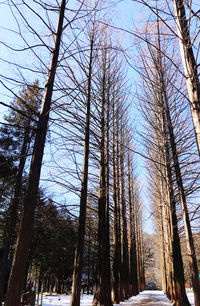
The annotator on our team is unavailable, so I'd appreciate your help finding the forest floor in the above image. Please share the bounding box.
[38,290,194,306]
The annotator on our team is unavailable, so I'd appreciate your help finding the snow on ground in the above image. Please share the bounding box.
[39,290,195,305]
[187,291,194,306]
[119,290,171,305]
[36,294,93,306]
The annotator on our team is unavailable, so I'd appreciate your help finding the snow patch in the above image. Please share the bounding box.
[38,290,195,305]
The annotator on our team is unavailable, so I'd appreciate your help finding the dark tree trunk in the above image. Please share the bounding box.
[5,2,66,305]
[104,58,111,303]
[87,221,91,295]
[159,179,168,294]
[127,148,138,296]
[156,24,198,303]
[92,44,112,306]
[112,99,121,304]
[70,18,95,306]
[138,223,145,291]
[119,122,130,299]
[162,83,200,306]
[135,197,141,291]
[163,112,190,306]
[0,127,30,305]
[116,107,123,301]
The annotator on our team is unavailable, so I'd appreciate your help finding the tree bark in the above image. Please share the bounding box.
[159,179,167,295]
[173,0,200,156]
[0,127,30,305]
[92,43,112,306]
[127,146,138,296]
[157,28,200,304]
[120,122,130,299]
[155,22,190,304]
[115,105,123,301]
[112,99,121,304]
[163,84,200,306]
[162,110,190,306]
[70,17,95,306]
[5,1,66,305]
[105,57,112,304]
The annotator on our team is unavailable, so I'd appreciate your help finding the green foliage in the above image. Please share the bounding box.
[4,80,41,127]
[0,81,42,242]
[31,198,77,282]
[0,81,41,176]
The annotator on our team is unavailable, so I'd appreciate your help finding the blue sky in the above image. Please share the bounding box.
[0,0,160,232]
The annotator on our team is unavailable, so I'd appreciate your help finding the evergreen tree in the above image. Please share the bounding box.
[0,81,41,304]
[30,198,77,294]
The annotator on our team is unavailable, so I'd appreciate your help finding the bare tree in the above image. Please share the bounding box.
[92,33,112,306]
[70,4,98,305]
[5,1,66,304]
[127,141,139,296]
[172,0,200,156]
[135,20,196,304]
[119,116,131,299]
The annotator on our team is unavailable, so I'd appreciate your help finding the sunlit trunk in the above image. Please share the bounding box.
[173,0,200,156]
[162,110,190,306]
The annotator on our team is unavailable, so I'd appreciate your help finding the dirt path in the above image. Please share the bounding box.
[118,290,172,305]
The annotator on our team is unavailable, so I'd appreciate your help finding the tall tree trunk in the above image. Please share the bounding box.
[113,105,124,301]
[155,140,168,296]
[159,179,168,295]
[164,189,175,302]
[105,58,111,303]
[135,195,141,291]
[163,88,200,306]
[112,100,121,303]
[138,222,145,291]
[70,18,95,306]
[92,44,112,306]
[173,0,200,155]
[116,104,123,301]
[5,2,66,305]
[157,25,200,303]
[87,219,91,295]
[134,193,145,292]
[120,122,130,299]
[162,111,190,306]
[127,147,138,296]
[0,127,30,305]
[153,23,190,303]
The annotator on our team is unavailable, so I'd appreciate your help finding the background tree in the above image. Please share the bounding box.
[30,198,77,295]
[70,3,101,305]
[0,81,41,304]
[92,34,112,306]
[134,0,200,155]
[135,18,200,304]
